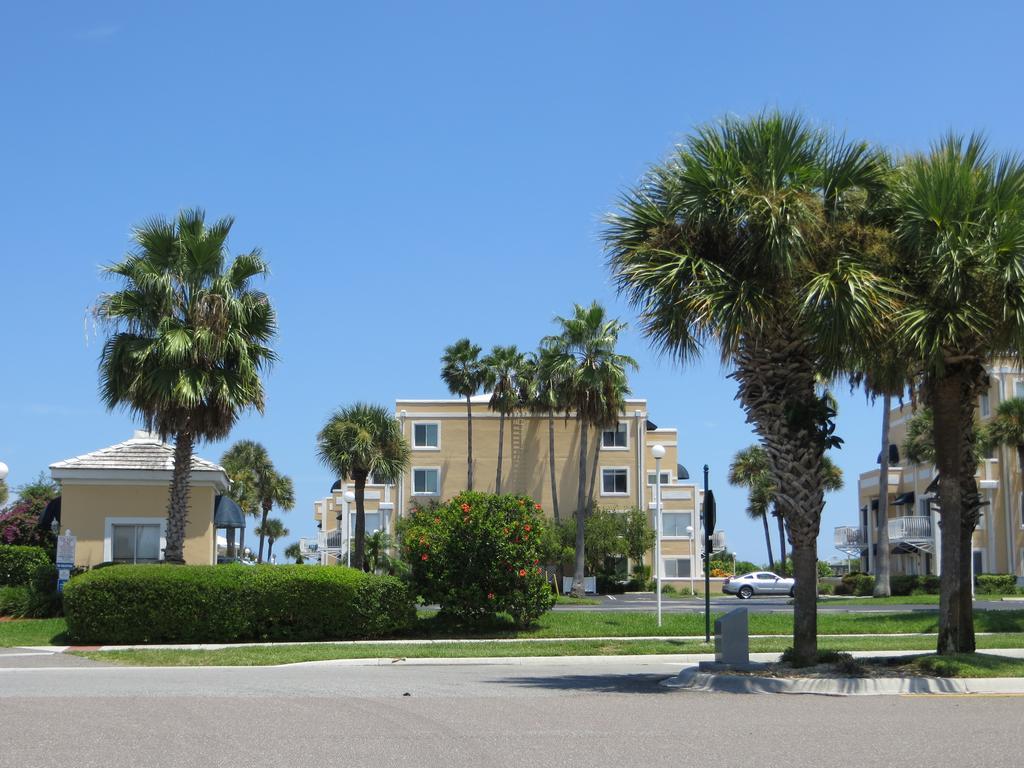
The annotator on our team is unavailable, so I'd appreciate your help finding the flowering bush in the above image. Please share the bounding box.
[398,491,555,627]
[0,502,52,547]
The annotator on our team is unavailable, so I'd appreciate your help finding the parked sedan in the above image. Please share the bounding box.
[723,571,795,599]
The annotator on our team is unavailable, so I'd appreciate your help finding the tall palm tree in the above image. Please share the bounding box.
[441,339,486,490]
[364,530,395,574]
[482,345,526,494]
[255,518,288,562]
[221,440,295,563]
[888,134,1024,654]
[728,445,775,569]
[986,397,1024,474]
[521,348,566,522]
[543,302,637,597]
[283,541,304,564]
[97,209,277,563]
[316,403,411,571]
[605,113,889,662]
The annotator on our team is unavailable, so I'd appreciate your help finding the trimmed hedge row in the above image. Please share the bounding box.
[63,564,415,644]
[0,545,51,587]
[977,573,1019,595]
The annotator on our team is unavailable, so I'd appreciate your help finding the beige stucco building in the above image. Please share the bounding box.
[836,361,1024,579]
[49,431,238,568]
[306,396,710,583]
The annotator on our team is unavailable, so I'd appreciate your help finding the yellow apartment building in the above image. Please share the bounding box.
[305,396,710,583]
[835,361,1024,580]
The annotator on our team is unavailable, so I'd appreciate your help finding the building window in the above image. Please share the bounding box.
[980,393,990,418]
[413,422,440,449]
[1015,380,1024,399]
[111,524,161,563]
[601,423,628,449]
[663,558,691,578]
[647,471,671,486]
[601,468,628,495]
[662,512,693,537]
[350,511,385,536]
[413,467,440,495]
[973,550,985,576]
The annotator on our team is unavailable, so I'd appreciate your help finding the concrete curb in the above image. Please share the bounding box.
[661,666,1024,696]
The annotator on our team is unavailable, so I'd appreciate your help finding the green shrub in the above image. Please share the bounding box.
[833,581,852,596]
[841,572,875,596]
[62,564,414,644]
[0,585,30,616]
[596,575,626,595]
[977,573,1018,595]
[0,545,52,586]
[818,583,834,596]
[399,491,555,628]
[25,563,61,618]
[660,583,677,595]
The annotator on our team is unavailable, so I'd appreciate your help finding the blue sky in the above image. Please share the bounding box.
[1,1,1021,565]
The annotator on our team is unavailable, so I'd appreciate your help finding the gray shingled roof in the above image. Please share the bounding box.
[50,432,225,474]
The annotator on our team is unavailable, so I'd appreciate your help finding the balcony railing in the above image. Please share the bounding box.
[889,516,932,541]
[834,526,864,548]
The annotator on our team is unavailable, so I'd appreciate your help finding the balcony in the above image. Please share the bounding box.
[834,517,933,552]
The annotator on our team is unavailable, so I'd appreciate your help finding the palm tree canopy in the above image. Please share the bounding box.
[605,111,894,372]
[483,345,527,415]
[890,134,1024,373]
[97,209,277,441]
[902,408,989,465]
[542,302,638,429]
[317,402,412,482]
[729,443,842,503]
[221,440,294,513]
[441,338,486,399]
[984,396,1024,449]
[255,518,288,542]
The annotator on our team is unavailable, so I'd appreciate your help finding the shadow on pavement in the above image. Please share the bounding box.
[487,673,675,695]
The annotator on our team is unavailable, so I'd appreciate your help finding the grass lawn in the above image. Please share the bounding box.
[819,594,1012,605]
[71,634,1024,667]
[553,595,601,606]
[904,652,1024,678]
[6,609,1024,648]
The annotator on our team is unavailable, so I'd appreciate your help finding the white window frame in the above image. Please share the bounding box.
[1015,379,1024,399]
[411,421,441,451]
[647,470,671,486]
[601,422,629,450]
[661,511,694,538]
[103,516,167,563]
[600,467,630,496]
[350,509,387,536]
[662,557,692,579]
[412,466,441,497]
[972,548,986,576]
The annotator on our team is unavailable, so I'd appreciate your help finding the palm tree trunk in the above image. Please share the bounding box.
[776,510,787,570]
[931,366,981,655]
[761,513,775,569]
[267,538,275,561]
[466,395,474,490]
[548,410,559,523]
[874,394,892,596]
[586,435,601,511]
[257,500,270,563]
[353,473,368,571]
[164,431,194,564]
[496,410,505,493]
[572,421,589,597]
[226,527,236,560]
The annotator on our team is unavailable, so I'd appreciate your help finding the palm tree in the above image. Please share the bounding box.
[283,541,304,564]
[888,135,1024,654]
[543,302,637,597]
[441,339,486,490]
[985,398,1024,474]
[364,530,395,574]
[255,518,288,562]
[221,440,295,563]
[97,209,277,563]
[482,345,526,494]
[728,445,775,569]
[521,348,566,522]
[605,113,889,662]
[316,403,411,571]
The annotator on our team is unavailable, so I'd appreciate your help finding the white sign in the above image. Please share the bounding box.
[56,532,77,566]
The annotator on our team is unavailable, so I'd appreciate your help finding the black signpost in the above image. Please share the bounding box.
[702,465,714,643]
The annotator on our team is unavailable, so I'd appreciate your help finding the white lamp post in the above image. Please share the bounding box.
[0,461,9,482]
[651,444,666,627]
[685,525,696,597]
[733,551,738,577]
[343,490,356,567]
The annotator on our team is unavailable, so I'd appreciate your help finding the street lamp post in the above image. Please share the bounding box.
[343,490,356,567]
[651,444,665,627]
[733,551,738,577]
[685,525,696,597]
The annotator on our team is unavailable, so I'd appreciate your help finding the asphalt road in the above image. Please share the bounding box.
[2,658,1020,768]
[558,594,1019,612]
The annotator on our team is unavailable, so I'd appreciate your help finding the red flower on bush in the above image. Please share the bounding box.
[433,517,441,524]
[524,524,532,531]
[534,504,542,510]
[460,503,471,513]
[533,559,539,565]
[518,569,526,577]
[421,554,429,561]
[487,592,495,600]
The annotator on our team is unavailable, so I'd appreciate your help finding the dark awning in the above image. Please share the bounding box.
[646,420,658,431]
[38,496,61,530]
[893,492,915,505]
[876,444,900,464]
[214,495,246,529]
[924,474,940,495]
[870,499,879,510]
[677,464,690,480]
[331,479,343,492]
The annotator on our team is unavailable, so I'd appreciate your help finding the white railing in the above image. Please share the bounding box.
[834,526,864,548]
[889,516,932,541]
[298,537,319,556]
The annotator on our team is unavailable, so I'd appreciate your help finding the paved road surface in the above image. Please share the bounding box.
[2,658,1020,768]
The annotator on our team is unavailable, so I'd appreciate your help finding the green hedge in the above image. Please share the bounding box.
[63,564,415,644]
[977,573,1019,595]
[0,545,51,587]
[890,574,940,596]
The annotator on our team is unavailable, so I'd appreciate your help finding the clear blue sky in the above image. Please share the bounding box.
[2,1,1021,565]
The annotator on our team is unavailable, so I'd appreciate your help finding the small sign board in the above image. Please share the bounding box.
[55,532,76,593]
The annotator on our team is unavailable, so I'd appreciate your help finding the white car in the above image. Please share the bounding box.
[723,571,795,599]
